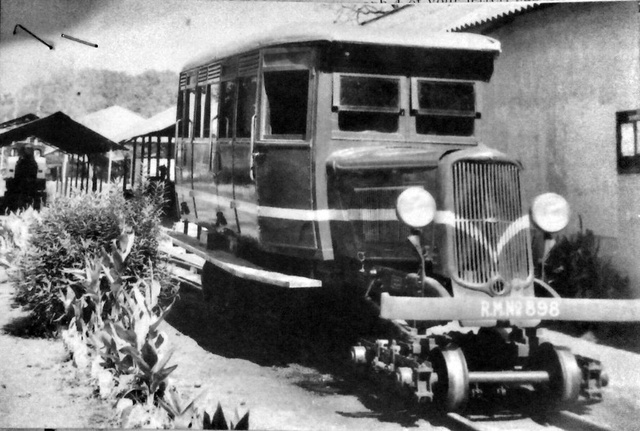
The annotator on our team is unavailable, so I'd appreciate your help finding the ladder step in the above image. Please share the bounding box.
[168,265,202,289]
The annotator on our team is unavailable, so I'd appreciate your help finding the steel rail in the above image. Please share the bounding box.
[548,410,613,431]
[445,413,488,431]
[447,410,613,431]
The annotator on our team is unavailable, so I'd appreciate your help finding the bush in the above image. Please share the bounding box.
[60,234,249,429]
[544,225,638,343]
[544,227,632,300]
[12,182,176,335]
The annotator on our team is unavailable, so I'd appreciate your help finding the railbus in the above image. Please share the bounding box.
[168,24,640,412]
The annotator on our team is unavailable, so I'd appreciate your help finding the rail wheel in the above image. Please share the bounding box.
[201,261,232,306]
[529,342,581,409]
[431,344,469,412]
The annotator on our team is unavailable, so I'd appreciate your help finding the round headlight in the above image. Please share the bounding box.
[396,187,436,228]
[531,192,570,233]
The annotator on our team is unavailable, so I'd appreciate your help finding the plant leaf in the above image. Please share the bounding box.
[233,412,249,430]
[208,403,229,430]
[141,340,159,370]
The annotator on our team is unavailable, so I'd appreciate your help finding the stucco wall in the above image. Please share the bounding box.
[477,2,640,281]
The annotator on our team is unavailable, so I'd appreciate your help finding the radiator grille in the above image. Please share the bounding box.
[452,161,531,284]
[352,187,413,244]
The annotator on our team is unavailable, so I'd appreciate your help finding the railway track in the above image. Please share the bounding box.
[160,240,615,431]
[444,410,613,431]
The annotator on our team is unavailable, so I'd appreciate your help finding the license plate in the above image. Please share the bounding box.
[479,299,560,319]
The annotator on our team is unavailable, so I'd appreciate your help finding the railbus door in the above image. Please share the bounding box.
[253,48,318,258]
[217,54,260,238]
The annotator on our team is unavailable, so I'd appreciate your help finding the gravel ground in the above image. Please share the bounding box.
[0,272,116,428]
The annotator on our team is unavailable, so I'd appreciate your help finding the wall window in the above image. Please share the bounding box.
[617,110,640,174]
[333,74,401,133]
[261,70,309,139]
[412,79,476,137]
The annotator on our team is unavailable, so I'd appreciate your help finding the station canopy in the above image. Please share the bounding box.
[114,107,176,143]
[0,111,126,154]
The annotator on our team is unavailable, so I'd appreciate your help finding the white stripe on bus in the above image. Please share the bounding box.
[177,187,494,224]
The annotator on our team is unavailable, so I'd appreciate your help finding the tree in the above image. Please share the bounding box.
[333,3,414,25]
[1,68,178,121]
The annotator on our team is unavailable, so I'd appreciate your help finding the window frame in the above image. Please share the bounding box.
[217,78,237,141]
[617,109,640,174]
[410,77,477,118]
[259,48,314,143]
[332,72,404,115]
[409,77,479,140]
[330,72,407,138]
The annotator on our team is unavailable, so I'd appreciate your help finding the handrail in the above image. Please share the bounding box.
[249,114,257,181]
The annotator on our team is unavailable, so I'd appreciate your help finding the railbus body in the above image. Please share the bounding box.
[171,24,639,412]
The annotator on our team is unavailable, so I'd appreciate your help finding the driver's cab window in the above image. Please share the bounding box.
[411,79,476,137]
[333,74,403,133]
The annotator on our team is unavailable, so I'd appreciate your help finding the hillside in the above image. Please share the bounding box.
[0,68,178,122]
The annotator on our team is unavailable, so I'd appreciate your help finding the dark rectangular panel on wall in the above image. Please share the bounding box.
[617,109,640,174]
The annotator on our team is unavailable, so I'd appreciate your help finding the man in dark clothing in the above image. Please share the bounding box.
[14,147,38,181]
[7,146,41,211]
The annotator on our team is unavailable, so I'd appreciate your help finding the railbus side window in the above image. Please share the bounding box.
[412,79,476,137]
[218,80,236,139]
[178,90,191,138]
[207,84,219,139]
[236,76,257,138]
[187,89,196,138]
[261,70,309,139]
[333,74,402,133]
[193,87,203,138]
[177,89,185,137]
[200,85,210,138]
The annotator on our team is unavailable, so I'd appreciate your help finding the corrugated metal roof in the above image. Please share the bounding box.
[446,3,540,31]
[363,2,541,32]
[115,107,176,143]
[182,23,500,71]
[0,112,126,154]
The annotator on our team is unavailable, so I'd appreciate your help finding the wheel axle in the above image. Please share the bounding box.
[468,370,550,385]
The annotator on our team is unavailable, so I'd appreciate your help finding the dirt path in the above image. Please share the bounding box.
[0,271,116,428]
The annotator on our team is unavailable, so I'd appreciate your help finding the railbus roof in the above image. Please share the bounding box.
[182,23,501,72]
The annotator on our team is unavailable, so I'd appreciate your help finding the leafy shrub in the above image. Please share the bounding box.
[544,227,632,300]
[61,231,249,429]
[544,225,637,341]
[12,182,176,335]
[0,208,37,268]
